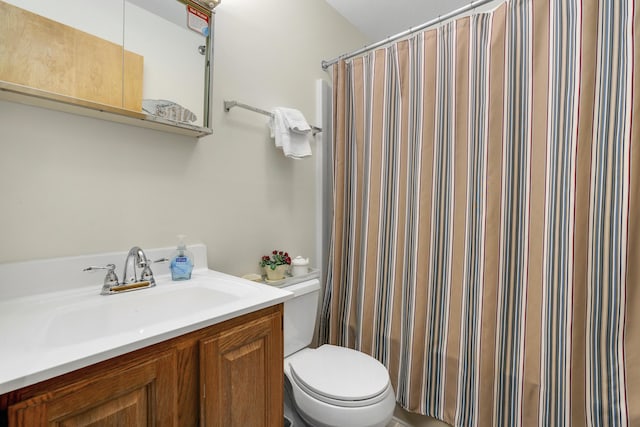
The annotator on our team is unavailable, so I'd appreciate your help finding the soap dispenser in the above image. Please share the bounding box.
[170,235,194,281]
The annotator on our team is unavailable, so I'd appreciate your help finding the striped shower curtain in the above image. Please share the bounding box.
[319,0,639,426]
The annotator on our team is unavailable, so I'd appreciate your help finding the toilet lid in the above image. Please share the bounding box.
[288,345,390,407]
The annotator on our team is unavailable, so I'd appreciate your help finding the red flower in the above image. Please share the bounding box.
[260,249,292,270]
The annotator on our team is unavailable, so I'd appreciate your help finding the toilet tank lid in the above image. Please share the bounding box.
[282,278,320,297]
[288,344,390,402]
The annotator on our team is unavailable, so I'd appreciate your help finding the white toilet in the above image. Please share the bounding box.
[282,278,396,427]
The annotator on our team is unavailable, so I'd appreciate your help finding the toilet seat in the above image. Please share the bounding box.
[287,344,391,408]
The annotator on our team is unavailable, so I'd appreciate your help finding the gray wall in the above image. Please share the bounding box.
[0,0,367,277]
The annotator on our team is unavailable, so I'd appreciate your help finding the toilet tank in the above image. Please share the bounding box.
[282,278,321,357]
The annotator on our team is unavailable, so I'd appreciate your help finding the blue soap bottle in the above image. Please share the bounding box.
[170,235,194,281]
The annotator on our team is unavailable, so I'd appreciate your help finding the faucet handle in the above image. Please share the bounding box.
[139,264,156,287]
[83,264,119,287]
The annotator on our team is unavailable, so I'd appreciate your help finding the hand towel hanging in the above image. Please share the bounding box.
[268,107,313,159]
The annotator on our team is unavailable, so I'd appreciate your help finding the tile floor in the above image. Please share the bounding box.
[387,419,411,427]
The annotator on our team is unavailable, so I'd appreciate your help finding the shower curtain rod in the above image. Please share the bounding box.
[321,0,497,70]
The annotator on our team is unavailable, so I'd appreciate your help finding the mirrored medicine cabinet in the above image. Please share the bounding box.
[0,0,217,137]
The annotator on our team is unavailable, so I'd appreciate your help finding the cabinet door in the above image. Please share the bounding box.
[200,312,283,427]
[8,350,177,427]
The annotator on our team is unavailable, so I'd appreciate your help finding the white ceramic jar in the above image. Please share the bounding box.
[291,256,310,276]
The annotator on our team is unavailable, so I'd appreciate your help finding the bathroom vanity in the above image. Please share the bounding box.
[0,245,291,426]
[1,305,282,426]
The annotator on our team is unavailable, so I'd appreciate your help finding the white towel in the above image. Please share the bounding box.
[268,107,312,159]
[279,107,311,133]
[142,99,197,123]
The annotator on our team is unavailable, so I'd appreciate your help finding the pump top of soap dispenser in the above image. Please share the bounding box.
[176,234,187,254]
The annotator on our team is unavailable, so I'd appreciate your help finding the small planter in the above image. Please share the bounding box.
[264,264,289,281]
[260,250,292,282]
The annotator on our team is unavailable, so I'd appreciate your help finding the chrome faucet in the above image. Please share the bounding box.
[122,246,155,286]
[84,246,157,295]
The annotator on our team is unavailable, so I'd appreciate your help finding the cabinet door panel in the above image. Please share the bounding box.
[55,388,147,427]
[8,350,177,427]
[200,312,283,427]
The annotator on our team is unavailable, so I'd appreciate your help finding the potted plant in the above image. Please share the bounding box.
[260,250,291,281]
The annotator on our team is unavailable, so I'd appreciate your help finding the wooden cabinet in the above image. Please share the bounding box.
[0,305,283,427]
[8,351,177,426]
[200,312,283,427]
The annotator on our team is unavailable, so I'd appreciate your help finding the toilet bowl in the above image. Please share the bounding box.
[282,279,395,427]
[284,345,396,427]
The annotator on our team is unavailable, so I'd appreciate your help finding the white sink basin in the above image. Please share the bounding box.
[44,285,239,346]
[0,267,293,395]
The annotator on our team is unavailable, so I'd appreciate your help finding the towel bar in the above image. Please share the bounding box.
[223,100,322,134]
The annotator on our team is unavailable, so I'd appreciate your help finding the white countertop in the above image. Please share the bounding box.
[0,246,293,395]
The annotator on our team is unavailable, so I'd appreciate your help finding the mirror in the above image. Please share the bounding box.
[0,0,215,137]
